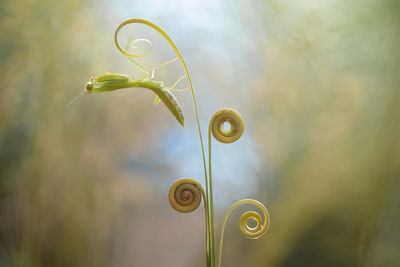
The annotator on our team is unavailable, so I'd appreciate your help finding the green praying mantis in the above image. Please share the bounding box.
[83,59,188,126]
[70,22,190,127]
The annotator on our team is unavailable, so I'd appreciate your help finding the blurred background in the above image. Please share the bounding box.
[0,0,399,266]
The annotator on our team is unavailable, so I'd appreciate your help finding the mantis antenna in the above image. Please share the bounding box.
[66,89,85,106]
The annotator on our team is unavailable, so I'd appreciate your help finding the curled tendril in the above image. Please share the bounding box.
[115,22,152,58]
[210,108,244,143]
[168,178,205,213]
[218,199,270,267]
[129,38,152,56]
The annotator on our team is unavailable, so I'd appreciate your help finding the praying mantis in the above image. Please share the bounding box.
[72,22,190,127]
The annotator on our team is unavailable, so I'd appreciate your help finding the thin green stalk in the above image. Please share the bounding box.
[217,199,270,267]
[208,124,216,267]
[114,19,213,267]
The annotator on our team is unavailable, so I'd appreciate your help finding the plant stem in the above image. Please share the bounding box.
[208,124,216,267]
[114,20,214,267]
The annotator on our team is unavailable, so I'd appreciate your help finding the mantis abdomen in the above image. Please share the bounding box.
[151,87,184,126]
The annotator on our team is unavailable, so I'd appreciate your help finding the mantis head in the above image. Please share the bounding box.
[85,77,94,94]
[66,78,92,106]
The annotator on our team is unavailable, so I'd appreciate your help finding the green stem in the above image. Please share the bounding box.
[208,123,216,267]
[114,19,215,267]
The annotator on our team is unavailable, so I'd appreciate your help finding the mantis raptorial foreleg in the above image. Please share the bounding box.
[167,74,187,91]
[124,25,151,77]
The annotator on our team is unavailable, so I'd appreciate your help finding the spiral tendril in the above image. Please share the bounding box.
[210,108,244,144]
[217,199,270,267]
[129,38,152,56]
[115,24,153,58]
[168,178,205,213]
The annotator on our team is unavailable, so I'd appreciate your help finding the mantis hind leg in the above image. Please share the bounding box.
[167,74,187,91]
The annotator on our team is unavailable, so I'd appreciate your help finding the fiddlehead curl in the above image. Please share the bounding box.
[210,108,244,143]
[234,199,270,239]
[218,199,270,267]
[168,178,205,213]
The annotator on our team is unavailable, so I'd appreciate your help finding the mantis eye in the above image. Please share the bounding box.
[85,80,94,93]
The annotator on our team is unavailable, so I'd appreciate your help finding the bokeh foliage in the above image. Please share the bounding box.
[0,0,399,267]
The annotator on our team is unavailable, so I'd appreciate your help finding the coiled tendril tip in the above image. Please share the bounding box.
[168,178,204,213]
[210,108,244,144]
